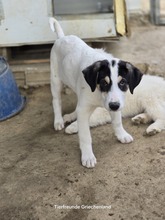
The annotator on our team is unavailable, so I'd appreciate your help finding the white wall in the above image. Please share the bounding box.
[125,0,141,11]
[126,0,150,13]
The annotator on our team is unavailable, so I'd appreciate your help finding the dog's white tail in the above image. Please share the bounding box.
[49,17,65,38]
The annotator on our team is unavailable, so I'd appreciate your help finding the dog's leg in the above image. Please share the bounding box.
[51,78,64,130]
[63,110,77,124]
[77,105,97,168]
[143,102,165,135]
[110,111,133,143]
[132,113,152,124]
[50,51,64,131]
[65,121,78,134]
[64,110,77,134]
[146,119,165,135]
[132,112,165,135]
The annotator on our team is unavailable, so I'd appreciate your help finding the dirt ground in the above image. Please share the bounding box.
[0,19,165,220]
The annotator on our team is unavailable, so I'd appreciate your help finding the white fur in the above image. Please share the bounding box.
[66,75,165,136]
[125,75,165,135]
[49,18,133,168]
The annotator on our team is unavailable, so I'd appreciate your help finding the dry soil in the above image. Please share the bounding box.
[0,19,165,220]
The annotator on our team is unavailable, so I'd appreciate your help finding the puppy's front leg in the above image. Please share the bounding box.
[110,111,133,143]
[77,106,97,168]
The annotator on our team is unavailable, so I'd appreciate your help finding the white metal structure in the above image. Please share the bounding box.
[0,0,118,47]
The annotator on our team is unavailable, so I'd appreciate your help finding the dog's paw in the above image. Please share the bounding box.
[132,116,143,125]
[65,121,78,134]
[145,121,164,136]
[54,118,64,131]
[63,114,72,124]
[145,126,161,136]
[116,132,133,144]
[81,153,97,168]
[132,113,150,125]
[63,112,76,124]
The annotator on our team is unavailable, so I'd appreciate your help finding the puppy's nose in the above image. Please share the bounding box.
[109,102,120,111]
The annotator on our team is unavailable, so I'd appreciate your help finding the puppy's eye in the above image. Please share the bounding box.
[100,79,108,87]
[103,80,108,86]
[119,79,127,86]
[118,78,128,92]
[99,79,111,92]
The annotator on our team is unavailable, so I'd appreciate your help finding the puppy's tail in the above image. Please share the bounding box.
[49,17,65,38]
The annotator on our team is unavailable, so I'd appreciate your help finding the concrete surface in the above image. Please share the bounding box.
[0,20,165,220]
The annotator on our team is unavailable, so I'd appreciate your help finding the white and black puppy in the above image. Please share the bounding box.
[66,74,165,136]
[49,18,143,168]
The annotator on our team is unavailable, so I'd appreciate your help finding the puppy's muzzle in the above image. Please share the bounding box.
[109,102,120,111]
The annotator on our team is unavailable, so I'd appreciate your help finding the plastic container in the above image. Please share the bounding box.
[0,57,26,121]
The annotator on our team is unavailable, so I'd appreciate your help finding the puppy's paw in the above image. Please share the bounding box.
[54,118,64,131]
[132,116,143,125]
[65,121,78,134]
[63,112,76,124]
[63,114,72,124]
[146,126,161,136]
[117,132,133,144]
[81,153,97,168]
[145,121,164,136]
[132,113,149,125]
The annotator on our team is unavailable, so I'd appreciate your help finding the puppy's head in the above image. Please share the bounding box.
[82,59,143,94]
[82,59,143,111]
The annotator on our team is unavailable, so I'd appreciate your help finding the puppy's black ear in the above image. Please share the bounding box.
[118,61,143,94]
[82,60,109,92]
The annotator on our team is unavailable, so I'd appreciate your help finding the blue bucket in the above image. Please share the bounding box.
[0,57,26,121]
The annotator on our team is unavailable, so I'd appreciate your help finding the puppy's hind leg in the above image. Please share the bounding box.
[143,102,165,135]
[146,119,165,135]
[50,50,64,131]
